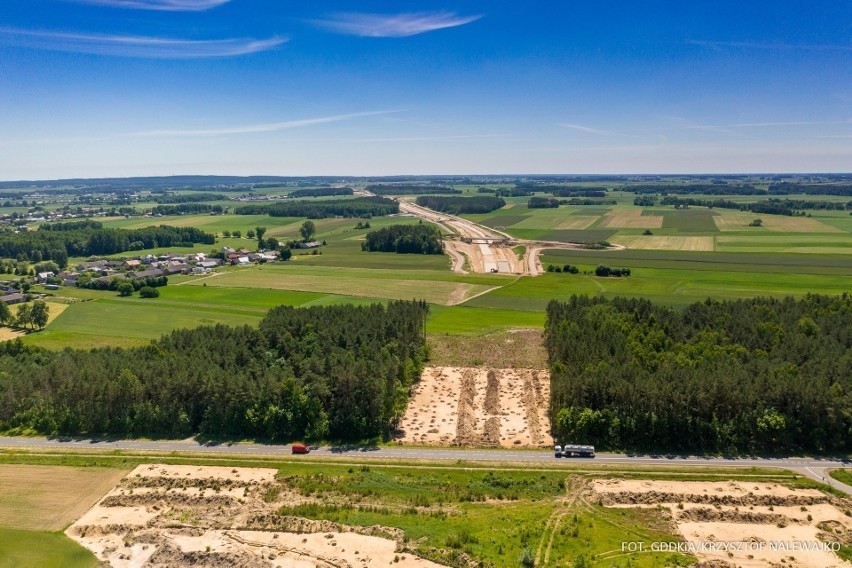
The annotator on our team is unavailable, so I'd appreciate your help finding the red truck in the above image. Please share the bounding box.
[291,443,310,454]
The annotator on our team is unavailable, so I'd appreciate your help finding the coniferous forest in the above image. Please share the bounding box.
[361,224,444,254]
[546,295,852,454]
[0,301,429,442]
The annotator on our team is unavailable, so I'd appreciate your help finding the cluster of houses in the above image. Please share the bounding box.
[38,247,282,288]
[0,283,26,306]
[220,247,280,265]
[38,252,222,288]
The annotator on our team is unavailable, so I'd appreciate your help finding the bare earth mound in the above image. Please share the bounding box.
[397,366,553,448]
[592,479,852,568]
[68,464,443,568]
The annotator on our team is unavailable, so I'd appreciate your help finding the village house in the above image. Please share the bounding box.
[1,292,26,305]
[37,271,55,283]
[129,268,166,279]
[122,259,141,270]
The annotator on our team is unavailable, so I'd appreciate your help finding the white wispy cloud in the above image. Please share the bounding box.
[0,27,286,58]
[311,11,481,38]
[687,39,852,52]
[558,123,642,138]
[676,119,852,130]
[125,111,399,138]
[563,117,852,138]
[69,0,230,11]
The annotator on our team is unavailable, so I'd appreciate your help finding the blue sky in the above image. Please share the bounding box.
[1,0,850,179]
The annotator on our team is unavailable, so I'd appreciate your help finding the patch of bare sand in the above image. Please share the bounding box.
[68,464,444,568]
[592,479,852,568]
[0,327,25,342]
[397,367,553,448]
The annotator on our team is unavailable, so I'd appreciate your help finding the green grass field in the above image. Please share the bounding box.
[0,529,97,568]
[6,191,851,349]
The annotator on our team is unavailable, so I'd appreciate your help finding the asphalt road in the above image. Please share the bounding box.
[1,436,850,494]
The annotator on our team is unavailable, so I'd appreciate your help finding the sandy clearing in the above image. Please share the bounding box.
[131,463,278,483]
[592,479,825,498]
[601,214,664,229]
[714,212,844,233]
[555,216,599,230]
[0,464,129,531]
[592,479,851,568]
[612,235,715,251]
[68,464,444,568]
[0,327,25,342]
[397,367,553,448]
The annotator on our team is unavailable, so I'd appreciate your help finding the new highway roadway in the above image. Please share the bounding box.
[1,436,850,494]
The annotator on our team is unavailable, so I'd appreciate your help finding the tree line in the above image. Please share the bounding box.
[289,187,353,198]
[234,197,398,219]
[661,196,849,215]
[0,299,49,330]
[628,184,763,195]
[546,295,852,454]
[0,225,215,268]
[362,224,444,254]
[366,185,461,195]
[515,183,608,195]
[550,189,607,198]
[415,196,505,215]
[768,183,852,196]
[151,203,224,216]
[152,193,228,204]
[528,197,560,209]
[0,300,429,441]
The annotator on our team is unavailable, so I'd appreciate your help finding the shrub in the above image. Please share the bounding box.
[139,286,159,298]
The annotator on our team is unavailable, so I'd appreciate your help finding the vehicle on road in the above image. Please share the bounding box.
[558,444,595,458]
[291,443,310,454]
[554,445,562,457]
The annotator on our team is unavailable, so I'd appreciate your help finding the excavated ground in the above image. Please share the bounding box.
[592,479,852,568]
[397,367,552,448]
[67,464,445,568]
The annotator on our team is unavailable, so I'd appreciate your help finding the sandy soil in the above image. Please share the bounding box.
[397,367,553,448]
[68,464,444,568]
[0,327,25,342]
[396,200,524,274]
[592,479,852,568]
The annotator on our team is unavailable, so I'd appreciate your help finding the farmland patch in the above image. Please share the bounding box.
[555,216,599,230]
[600,213,664,229]
[613,235,715,251]
[0,465,129,531]
[714,212,845,232]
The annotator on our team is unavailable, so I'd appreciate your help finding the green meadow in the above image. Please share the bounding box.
[6,188,851,349]
[0,529,97,568]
